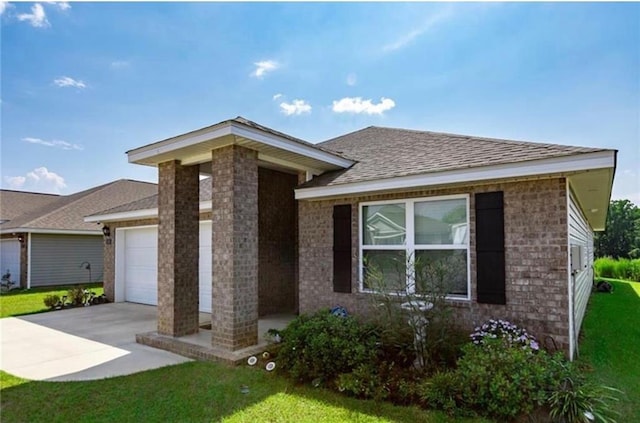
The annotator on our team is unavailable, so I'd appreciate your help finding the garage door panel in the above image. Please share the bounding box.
[119,224,212,312]
[198,222,212,313]
[125,249,157,266]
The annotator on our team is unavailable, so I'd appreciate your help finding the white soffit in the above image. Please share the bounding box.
[295,150,616,201]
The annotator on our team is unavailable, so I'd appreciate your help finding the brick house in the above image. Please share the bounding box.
[0,180,157,289]
[87,117,616,360]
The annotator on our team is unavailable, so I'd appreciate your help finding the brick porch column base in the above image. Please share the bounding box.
[157,160,200,337]
[211,145,259,351]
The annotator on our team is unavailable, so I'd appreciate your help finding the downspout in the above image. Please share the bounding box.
[27,232,32,289]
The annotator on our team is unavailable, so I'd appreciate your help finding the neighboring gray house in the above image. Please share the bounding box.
[87,117,616,360]
[0,180,157,288]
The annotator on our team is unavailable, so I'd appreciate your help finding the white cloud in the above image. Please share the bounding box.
[4,167,67,194]
[272,93,283,100]
[0,1,13,16]
[22,137,83,151]
[17,3,49,28]
[383,10,451,52]
[44,1,70,10]
[5,176,26,190]
[346,73,357,86]
[110,60,130,69]
[251,60,279,78]
[280,99,312,116]
[332,97,396,115]
[53,76,86,89]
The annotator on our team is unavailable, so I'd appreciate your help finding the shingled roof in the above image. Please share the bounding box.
[301,126,608,188]
[0,180,157,233]
[88,178,211,218]
[0,190,60,222]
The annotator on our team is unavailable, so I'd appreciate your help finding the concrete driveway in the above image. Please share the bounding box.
[0,303,191,381]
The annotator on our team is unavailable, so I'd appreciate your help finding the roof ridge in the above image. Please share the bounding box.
[0,189,60,197]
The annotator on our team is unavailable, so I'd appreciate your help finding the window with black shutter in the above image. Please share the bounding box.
[333,204,352,293]
[475,191,506,304]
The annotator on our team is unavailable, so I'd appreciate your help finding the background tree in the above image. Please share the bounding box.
[595,199,640,258]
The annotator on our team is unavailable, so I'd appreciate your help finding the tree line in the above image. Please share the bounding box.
[595,199,640,259]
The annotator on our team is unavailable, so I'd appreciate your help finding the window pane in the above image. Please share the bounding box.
[415,199,467,245]
[363,204,406,245]
[414,250,467,296]
[363,250,406,291]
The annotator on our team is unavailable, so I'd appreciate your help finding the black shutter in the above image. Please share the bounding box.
[333,205,352,293]
[475,192,506,304]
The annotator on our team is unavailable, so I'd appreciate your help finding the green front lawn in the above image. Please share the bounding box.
[0,283,103,318]
[0,363,484,423]
[578,278,640,422]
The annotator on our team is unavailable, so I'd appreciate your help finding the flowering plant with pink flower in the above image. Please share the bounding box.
[470,319,540,352]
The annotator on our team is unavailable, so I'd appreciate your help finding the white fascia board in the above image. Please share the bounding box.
[84,200,213,223]
[0,228,102,235]
[295,151,615,200]
[230,124,353,169]
[128,125,234,164]
[128,122,353,169]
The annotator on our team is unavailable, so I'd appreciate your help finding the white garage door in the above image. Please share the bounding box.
[122,226,158,305]
[0,239,21,285]
[118,223,212,313]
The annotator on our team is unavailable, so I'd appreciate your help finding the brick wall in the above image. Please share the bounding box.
[211,145,259,350]
[157,160,200,337]
[258,167,297,316]
[298,177,571,353]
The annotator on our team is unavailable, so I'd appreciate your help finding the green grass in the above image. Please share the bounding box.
[0,363,487,423]
[578,278,640,421]
[0,283,103,318]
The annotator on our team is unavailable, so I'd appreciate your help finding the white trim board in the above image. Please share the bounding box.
[0,228,102,236]
[295,151,615,200]
[127,121,353,169]
[85,200,213,223]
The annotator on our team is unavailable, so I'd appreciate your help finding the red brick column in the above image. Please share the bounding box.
[211,145,259,350]
[157,160,200,337]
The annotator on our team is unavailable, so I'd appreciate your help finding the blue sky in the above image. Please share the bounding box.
[1,2,638,203]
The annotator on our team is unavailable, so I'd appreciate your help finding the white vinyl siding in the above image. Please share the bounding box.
[30,234,103,287]
[569,191,594,341]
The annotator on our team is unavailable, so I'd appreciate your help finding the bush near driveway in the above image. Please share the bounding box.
[0,283,103,318]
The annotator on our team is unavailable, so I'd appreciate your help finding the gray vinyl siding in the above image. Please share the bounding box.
[30,234,104,287]
[568,192,594,339]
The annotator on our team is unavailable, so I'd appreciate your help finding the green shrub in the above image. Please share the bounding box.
[548,373,621,423]
[594,257,617,279]
[420,371,461,415]
[336,361,421,404]
[43,294,60,309]
[67,286,85,306]
[594,257,640,282]
[277,310,379,384]
[421,340,564,420]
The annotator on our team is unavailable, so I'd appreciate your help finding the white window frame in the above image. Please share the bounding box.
[359,194,471,301]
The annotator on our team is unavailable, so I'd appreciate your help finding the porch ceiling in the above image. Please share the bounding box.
[568,166,615,231]
[127,120,353,174]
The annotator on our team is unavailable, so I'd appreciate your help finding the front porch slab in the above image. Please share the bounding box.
[136,314,294,365]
